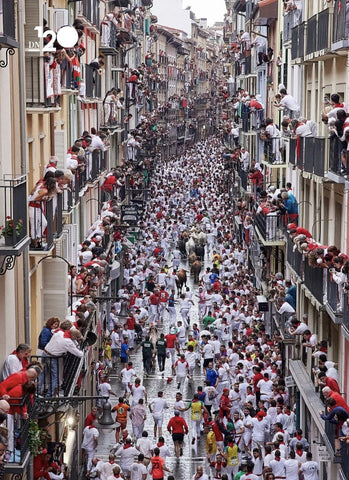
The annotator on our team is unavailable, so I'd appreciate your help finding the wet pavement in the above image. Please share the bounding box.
[95,256,211,478]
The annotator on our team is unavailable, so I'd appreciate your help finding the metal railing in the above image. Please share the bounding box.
[0,0,16,41]
[26,57,55,108]
[263,136,285,164]
[101,22,118,50]
[329,135,345,176]
[283,9,300,43]
[294,136,325,176]
[306,10,330,55]
[291,22,305,60]
[29,193,63,251]
[0,175,27,248]
[304,261,324,303]
[287,237,303,277]
[82,0,100,28]
[333,0,348,44]
[85,64,101,99]
[253,211,287,242]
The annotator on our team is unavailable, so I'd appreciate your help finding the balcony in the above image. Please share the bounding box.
[84,64,102,99]
[305,9,331,57]
[29,193,63,252]
[283,9,301,44]
[286,237,303,277]
[0,175,30,257]
[0,0,18,48]
[263,136,286,165]
[100,23,119,55]
[289,359,349,469]
[304,261,324,304]
[272,307,296,343]
[328,135,348,182]
[295,136,325,176]
[237,163,248,191]
[4,312,97,471]
[26,57,59,110]
[291,22,305,60]
[232,0,246,13]
[332,0,349,49]
[253,210,287,245]
[78,0,100,31]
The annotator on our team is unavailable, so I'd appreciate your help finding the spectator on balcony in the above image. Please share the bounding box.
[317,372,340,393]
[261,118,283,164]
[29,177,57,249]
[281,191,298,221]
[275,89,300,119]
[288,317,308,336]
[322,387,349,413]
[37,317,60,357]
[90,128,107,153]
[0,363,42,400]
[322,93,347,123]
[1,343,31,381]
[302,330,317,350]
[43,156,58,176]
[275,297,295,315]
[41,319,83,397]
[291,119,314,138]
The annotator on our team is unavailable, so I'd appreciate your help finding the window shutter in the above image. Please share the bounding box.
[25,0,43,52]
[65,223,79,266]
[54,130,67,170]
[52,9,69,31]
[42,258,68,321]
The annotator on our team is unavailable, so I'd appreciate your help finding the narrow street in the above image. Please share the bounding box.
[96,255,210,477]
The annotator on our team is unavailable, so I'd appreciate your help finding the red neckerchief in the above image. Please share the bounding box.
[296,448,303,457]
[88,425,95,429]
[57,328,72,339]
[333,103,344,108]
[275,457,280,462]
[123,443,132,449]
[296,434,302,441]
[157,441,164,447]
[127,365,132,370]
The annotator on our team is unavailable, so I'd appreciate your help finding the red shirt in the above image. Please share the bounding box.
[0,371,28,397]
[149,294,160,305]
[167,416,188,434]
[325,377,340,393]
[159,291,169,303]
[126,316,135,330]
[329,391,349,412]
[151,455,165,479]
[253,372,263,392]
[165,334,177,348]
[84,412,98,427]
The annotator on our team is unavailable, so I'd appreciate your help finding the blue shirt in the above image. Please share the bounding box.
[206,368,218,386]
[121,343,128,359]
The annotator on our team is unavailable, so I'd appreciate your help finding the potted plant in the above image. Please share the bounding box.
[28,420,46,456]
[0,216,23,246]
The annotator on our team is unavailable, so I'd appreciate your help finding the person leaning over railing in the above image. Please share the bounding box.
[39,320,83,397]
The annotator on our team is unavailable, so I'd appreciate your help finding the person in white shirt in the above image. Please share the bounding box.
[151,436,171,462]
[114,438,139,478]
[149,391,169,437]
[98,454,119,480]
[129,454,147,480]
[119,362,137,398]
[1,344,31,380]
[130,378,147,407]
[81,420,99,471]
[279,88,300,117]
[269,450,286,478]
[136,432,153,465]
[300,451,319,480]
[257,373,274,405]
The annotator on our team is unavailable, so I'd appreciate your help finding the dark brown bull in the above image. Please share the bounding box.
[176,268,187,295]
[190,260,202,283]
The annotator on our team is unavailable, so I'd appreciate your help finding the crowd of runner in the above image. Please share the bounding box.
[85,137,325,480]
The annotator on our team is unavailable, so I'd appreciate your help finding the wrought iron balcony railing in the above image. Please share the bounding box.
[29,193,63,251]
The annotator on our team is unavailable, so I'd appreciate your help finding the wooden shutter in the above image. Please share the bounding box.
[54,130,67,170]
[42,258,68,320]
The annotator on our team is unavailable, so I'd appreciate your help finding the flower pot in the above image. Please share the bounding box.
[4,235,15,246]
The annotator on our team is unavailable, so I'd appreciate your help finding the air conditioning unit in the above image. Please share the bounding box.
[256,295,269,312]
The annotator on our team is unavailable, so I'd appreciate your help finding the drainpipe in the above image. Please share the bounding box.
[17,0,31,346]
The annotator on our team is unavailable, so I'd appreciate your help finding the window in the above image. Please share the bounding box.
[0,0,18,47]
